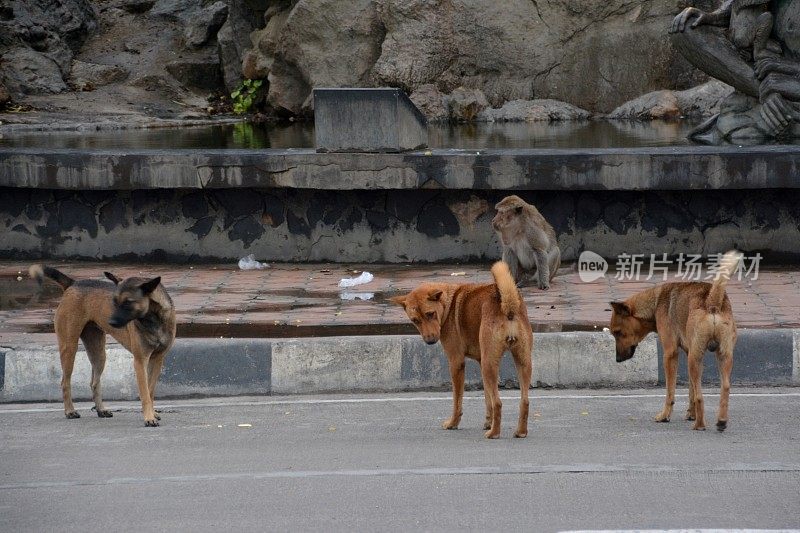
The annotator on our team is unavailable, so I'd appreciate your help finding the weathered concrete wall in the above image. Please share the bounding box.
[2,186,799,262]
[314,88,428,152]
[3,147,800,191]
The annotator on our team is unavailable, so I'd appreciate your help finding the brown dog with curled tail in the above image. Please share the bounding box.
[391,261,533,439]
[609,250,742,432]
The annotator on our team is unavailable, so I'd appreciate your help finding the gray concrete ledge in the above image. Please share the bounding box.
[3,145,800,191]
[1,329,796,402]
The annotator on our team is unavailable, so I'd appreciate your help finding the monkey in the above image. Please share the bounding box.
[491,195,561,290]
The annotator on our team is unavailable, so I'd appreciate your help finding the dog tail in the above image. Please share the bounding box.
[491,261,522,320]
[29,264,74,290]
[705,250,742,313]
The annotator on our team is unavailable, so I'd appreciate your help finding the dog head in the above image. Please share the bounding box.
[105,272,161,329]
[609,301,650,363]
[390,284,448,345]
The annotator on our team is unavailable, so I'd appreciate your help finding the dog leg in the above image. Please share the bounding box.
[656,347,678,422]
[147,351,167,421]
[480,340,504,439]
[133,354,158,427]
[442,359,465,430]
[686,377,696,421]
[59,338,80,419]
[511,341,532,438]
[483,388,492,430]
[81,325,112,418]
[687,350,706,430]
[716,349,734,432]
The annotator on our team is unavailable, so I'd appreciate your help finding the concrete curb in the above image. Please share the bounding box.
[1,329,797,402]
[4,145,800,191]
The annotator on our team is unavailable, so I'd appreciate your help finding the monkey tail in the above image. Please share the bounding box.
[29,264,74,290]
[491,261,522,320]
[706,250,742,313]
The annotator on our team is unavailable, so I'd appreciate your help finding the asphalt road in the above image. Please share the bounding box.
[1,388,799,532]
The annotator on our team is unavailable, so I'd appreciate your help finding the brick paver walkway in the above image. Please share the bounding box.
[1,260,798,346]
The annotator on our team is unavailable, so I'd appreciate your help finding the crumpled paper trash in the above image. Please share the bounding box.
[238,254,269,270]
[338,271,373,288]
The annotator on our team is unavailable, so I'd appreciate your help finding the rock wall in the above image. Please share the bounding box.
[0,0,264,113]
[0,0,717,119]
[247,0,709,116]
[0,0,97,94]
[2,187,797,263]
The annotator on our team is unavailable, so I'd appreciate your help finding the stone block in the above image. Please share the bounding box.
[314,88,427,153]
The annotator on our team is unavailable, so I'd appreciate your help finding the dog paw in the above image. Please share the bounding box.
[692,422,706,431]
[65,411,80,419]
[483,430,500,439]
[483,421,491,430]
[96,410,113,418]
[513,430,528,438]
[154,411,161,421]
[654,413,670,423]
[441,419,459,430]
[537,283,550,291]
[685,413,696,421]
[716,420,727,432]
[144,419,160,427]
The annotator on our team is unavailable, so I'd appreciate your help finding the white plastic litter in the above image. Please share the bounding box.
[340,292,374,301]
[338,271,374,288]
[238,254,269,270]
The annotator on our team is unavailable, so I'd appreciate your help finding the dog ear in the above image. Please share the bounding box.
[389,295,407,309]
[139,277,161,295]
[609,301,631,317]
[104,272,121,285]
[427,289,443,302]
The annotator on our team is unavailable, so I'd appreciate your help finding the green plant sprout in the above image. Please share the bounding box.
[231,79,264,115]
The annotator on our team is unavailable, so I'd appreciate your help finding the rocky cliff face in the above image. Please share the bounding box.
[247,0,708,116]
[0,0,256,120]
[0,0,712,121]
[0,0,97,95]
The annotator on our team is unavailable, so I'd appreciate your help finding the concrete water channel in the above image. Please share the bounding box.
[2,119,800,264]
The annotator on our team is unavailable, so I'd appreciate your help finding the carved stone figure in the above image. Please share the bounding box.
[670,1,800,143]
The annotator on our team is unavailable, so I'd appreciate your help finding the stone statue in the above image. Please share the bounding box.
[670,1,800,143]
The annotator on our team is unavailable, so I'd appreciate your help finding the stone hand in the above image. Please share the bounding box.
[759,93,797,135]
[669,8,707,34]
[755,57,800,80]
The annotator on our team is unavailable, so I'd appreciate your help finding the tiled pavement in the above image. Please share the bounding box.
[1,260,798,346]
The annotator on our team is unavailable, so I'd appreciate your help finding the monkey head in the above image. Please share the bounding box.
[492,195,531,245]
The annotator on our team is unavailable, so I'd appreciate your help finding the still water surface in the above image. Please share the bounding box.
[0,120,703,150]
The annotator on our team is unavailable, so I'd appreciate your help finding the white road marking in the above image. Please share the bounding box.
[1,391,798,414]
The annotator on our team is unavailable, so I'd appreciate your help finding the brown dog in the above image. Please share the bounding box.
[391,261,533,439]
[30,265,176,427]
[609,250,742,432]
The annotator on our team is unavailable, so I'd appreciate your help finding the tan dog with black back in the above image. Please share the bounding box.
[30,265,176,427]
[391,261,533,439]
[609,250,742,431]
